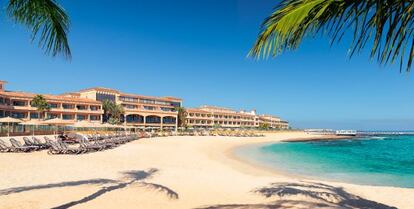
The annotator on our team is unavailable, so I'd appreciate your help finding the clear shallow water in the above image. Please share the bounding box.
[236,136,414,188]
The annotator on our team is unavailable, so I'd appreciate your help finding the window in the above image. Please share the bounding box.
[62,114,73,120]
[146,116,161,123]
[144,106,156,110]
[0,97,4,104]
[62,104,74,109]
[140,99,155,104]
[77,105,88,110]
[119,96,139,103]
[126,115,144,123]
[47,114,59,119]
[90,106,100,111]
[90,115,100,121]
[49,103,58,108]
[77,115,86,121]
[163,117,176,124]
[30,113,39,119]
[170,102,181,107]
[96,93,116,102]
[11,112,26,119]
[161,107,174,112]
[12,100,26,106]
[123,104,137,109]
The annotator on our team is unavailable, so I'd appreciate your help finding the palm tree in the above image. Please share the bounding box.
[109,104,124,124]
[6,0,71,58]
[259,123,270,130]
[174,107,187,127]
[250,0,414,72]
[102,100,124,124]
[31,94,50,119]
[102,100,114,122]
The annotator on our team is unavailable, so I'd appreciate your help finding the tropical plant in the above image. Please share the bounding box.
[110,104,124,124]
[259,123,270,130]
[213,123,221,129]
[102,100,114,122]
[249,0,414,72]
[31,94,50,119]
[6,0,71,58]
[102,100,124,124]
[174,107,187,127]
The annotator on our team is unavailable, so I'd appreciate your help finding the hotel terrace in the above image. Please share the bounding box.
[0,81,182,130]
[185,106,289,129]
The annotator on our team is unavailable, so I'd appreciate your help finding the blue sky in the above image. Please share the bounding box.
[0,0,413,130]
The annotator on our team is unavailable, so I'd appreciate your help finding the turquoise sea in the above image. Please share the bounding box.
[235,135,414,188]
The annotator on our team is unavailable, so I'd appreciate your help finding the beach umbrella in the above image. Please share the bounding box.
[20,120,43,136]
[40,118,74,126]
[0,117,22,137]
[40,118,74,135]
[71,120,103,128]
[70,121,105,140]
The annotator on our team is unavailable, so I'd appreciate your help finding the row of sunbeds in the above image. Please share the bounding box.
[47,133,139,154]
[0,133,141,155]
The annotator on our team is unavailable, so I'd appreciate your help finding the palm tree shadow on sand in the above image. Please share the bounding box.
[0,168,178,209]
[197,181,396,209]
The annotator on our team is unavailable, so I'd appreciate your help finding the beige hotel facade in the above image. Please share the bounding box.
[0,80,289,131]
[185,106,289,129]
[0,81,181,130]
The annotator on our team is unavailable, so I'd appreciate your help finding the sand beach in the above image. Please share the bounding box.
[0,131,412,209]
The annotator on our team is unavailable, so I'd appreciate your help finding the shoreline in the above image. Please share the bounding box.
[223,134,363,183]
[221,133,414,209]
[226,135,406,189]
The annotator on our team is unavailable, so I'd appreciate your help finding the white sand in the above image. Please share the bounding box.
[0,131,412,209]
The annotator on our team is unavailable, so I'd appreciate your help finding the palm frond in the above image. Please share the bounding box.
[249,0,414,72]
[7,0,71,59]
[139,182,179,200]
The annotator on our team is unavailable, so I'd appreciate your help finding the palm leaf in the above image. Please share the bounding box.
[7,0,71,59]
[250,0,414,72]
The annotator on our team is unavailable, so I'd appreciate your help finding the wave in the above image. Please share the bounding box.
[370,137,386,140]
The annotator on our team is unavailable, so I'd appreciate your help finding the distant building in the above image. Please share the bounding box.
[185,105,289,129]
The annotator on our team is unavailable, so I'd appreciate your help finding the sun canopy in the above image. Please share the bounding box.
[102,123,125,129]
[0,117,22,123]
[20,120,43,125]
[71,121,104,128]
[40,118,74,126]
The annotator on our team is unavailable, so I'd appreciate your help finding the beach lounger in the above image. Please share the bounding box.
[57,139,85,154]
[32,137,49,148]
[9,138,38,152]
[47,141,63,154]
[80,138,104,152]
[0,139,12,152]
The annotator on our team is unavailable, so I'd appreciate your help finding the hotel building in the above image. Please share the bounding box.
[76,87,181,130]
[0,81,104,123]
[0,81,182,130]
[185,106,289,129]
[0,80,288,131]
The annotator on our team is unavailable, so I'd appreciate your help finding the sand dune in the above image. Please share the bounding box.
[0,132,412,209]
